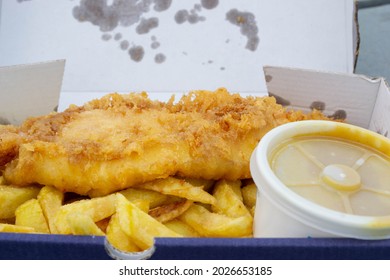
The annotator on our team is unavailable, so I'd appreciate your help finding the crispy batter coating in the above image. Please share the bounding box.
[0,125,22,167]
[0,88,330,196]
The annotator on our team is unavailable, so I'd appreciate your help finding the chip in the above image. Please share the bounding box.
[0,223,35,233]
[212,179,250,218]
[37,185,64,234]
[149,199,193,223]
[119,187,176,209]
[135,177,216,205]
[164,218,201,237]
[0,184,41,219]
[66,212,105,236]
[242,183,257,207]
[15,198,50,233]
[116,193,181,251]
[106,212,141,253]
[179,204,253,237]
[54,194,116,234]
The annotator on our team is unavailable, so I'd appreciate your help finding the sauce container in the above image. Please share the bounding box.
[250,120,390,239]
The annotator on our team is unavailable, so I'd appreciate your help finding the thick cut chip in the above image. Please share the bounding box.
[0,184,41,219]
[114,193,149,238]
[149,199,193,223]
[179,204,252,237]
[135,177,216,205]
[130,199,150,213]
[0,223,35,233]
[242,183,257,210]
[222,179,243,201]
[119,187,172,209]
[54,194,116,234]
[116,193,181,251]
[212,180,250,218]
[164,218,201,237]
[15,198,49,233]
[182,178,215,192]
[106,212,140,253]
[37,185,64,233]
[66,212,105,236]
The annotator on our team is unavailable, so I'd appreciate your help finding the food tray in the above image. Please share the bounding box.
[2,234,390,260]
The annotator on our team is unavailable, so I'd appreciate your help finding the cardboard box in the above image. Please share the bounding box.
[3,1,390,260]
[9,78,390,260]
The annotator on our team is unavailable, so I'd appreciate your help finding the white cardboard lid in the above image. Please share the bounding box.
[0,0,357,94]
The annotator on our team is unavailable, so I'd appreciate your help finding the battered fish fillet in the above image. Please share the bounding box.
[0,88,330,197]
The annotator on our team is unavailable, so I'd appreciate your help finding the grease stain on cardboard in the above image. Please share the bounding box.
[17,0,260,66]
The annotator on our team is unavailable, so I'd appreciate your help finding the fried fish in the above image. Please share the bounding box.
[0,88,330,197]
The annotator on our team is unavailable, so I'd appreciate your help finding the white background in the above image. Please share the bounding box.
[1,260,389,279]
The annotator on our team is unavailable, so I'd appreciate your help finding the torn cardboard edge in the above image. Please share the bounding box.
[353,0,360,71]
[0,59,65,125]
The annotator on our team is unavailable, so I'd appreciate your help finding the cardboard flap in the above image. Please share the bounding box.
[263,66,380,128]
[369,79,390,138]
[0,60,65,125]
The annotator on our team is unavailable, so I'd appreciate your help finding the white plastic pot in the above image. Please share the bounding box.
[250,120,390,239]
